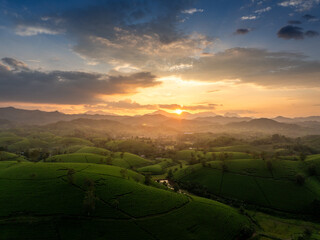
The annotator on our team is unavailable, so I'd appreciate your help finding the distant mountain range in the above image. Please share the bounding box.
[1,107,320,136]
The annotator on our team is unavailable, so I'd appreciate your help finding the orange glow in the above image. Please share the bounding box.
[174,109,183,115]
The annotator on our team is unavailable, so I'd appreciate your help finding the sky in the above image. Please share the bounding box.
[0,0,319,117]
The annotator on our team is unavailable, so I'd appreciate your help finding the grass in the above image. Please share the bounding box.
[76,146,110,156]
[0,136,25,146]
[111,152,151,168]
[45,152,151,169]
[0,151,27,162]
[174,158,320,214]
[212,145,262,153]
[0,161,251,240]
[175,150,253,162]
[137,159,175,175]
[46,153,107,164]
[137,164,164,174]
[250,210,320,239]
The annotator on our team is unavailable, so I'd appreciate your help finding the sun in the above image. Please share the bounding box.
[174,109,183,115]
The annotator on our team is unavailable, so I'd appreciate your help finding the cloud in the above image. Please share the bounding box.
[12,0,213,74]
[1,57,29,71]
[278,0,320,12]
[288,20,302,24]
[15,26,62,36]
[182,8,204,14]
[241,15,257,20]
[159,103,217,111]
[302,14,317,20]
[254,6,272,13]
[96,100,155,110]
[179,48,320,87]
[277,25,319,39]
[234,28,251,35]
[84,101,217,112]
[277,25,304,39]
[0,58,160,104]
[305,30,319,37]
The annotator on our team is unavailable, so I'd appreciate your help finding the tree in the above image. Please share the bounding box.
[266,160,273,173]
[222,163,228,172]
[167,169,173,180]
[260,151,267,161]
[106,156,112,165]
[308,164,317,176]
[237,226,254,240]
[300,152,307,161]
[110,199,119,209]
[219,152,225,161]
[29,149,40,162]
[120,168,127,178]
[173,183,180,192]
[304,228,312,238]
[67,168,76,184]
[83,178,96,215]
[296,174,305,185]
[144,174,152,185]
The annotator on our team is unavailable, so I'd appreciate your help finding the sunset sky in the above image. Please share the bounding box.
[0,0,319,117]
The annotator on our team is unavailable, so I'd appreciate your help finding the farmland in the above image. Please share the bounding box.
[1,118,320,239]
[0,161,251,240]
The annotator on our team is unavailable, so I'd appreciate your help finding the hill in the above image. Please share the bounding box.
[45,152,151,169]
[0,151,27,162]
[0,107,121,125]
[0,161,251,240]
[174,157,320,215]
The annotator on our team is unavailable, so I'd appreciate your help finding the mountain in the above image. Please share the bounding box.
[1,107,320,137]
[148,110,217,119]
[0,107,119,125]
[44,118,179,138]
[0,107,67,125]
[226,118,312,136]
[148,110,179,118]
[274,116,320,123]
[84,110,118,116]
[195,115,252,124]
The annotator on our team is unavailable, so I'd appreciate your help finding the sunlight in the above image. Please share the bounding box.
[174,109,183,115]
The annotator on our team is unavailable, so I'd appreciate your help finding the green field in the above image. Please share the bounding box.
[0,161,251,240]
[76,146,111,156]
[46,153,108,164]
[0,151,27,162]
[174,157,320,214]
[175,150,253,162]
[137,159,176,175]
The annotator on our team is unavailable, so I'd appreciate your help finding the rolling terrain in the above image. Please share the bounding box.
[0,161,251,240]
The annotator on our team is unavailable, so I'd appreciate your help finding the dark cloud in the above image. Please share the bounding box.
[234,28,251,35]
[11,0,213,72]
[305,30,319,37]
[181,48,320,87]
[277,25,304,39]
[1,57,29,71]
[288,20,302,24]
[15,0,195,43]
[0,58,160,104]
[302,14,317,20]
